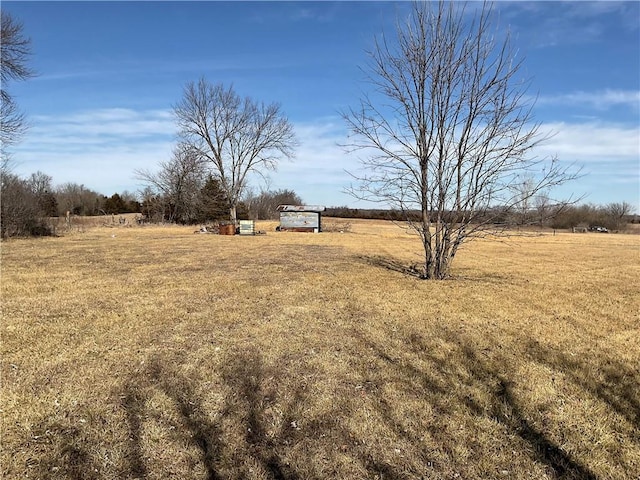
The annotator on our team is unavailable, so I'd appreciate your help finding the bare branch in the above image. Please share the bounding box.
[1,11,35,155]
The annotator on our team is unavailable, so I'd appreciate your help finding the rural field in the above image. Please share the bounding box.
[1,219,638,480]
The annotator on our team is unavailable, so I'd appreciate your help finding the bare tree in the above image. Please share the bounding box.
[27,171,58,217]
[533,191,551,227]
[1,11,34,156]
[508,176,538,226]
[343,1,579,279]
[138,186,165,223]
[135,143,207,224]
[244,188,303,220]
[55,182,103,216]
[27,171,53,197]
[605,201,634,231]
[1,170,54,238]
[174,79,297,223]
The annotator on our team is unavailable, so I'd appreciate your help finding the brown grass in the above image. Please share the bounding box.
[1,219,639,479]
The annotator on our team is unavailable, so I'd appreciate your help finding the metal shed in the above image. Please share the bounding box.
[277,205,326,232]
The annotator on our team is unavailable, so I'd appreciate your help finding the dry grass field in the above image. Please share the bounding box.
[1,219,638,479]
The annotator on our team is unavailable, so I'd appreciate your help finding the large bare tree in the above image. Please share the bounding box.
[1,11,34,157]
[344,1,579,279]
[174,79,297,223]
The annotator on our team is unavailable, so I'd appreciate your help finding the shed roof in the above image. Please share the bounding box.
[276,205,326,212]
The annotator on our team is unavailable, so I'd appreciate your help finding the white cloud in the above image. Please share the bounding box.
[11,108,176,194]
[249,3,343,25]
[30,108,175,139]
[534,121,639,207]
[536,121,640,161]
[535,89,640,111]
[10,109,360,204]
[265,119,364,205]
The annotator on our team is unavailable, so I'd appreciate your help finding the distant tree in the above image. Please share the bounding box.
[1,171,53,238]
[119,190,141,213]
[325,206,359,219]
[604,202,634,231]
[343,1,579,279]
[174,79,297,223]
[26,171,52,196]
[139,187,166,223]
[547,202,636,231]
[135,143,206,224]
[197,175,229,222]
[533,192,552,227]
[550,204,589,230]
[244,188,303,220]
[236,201,250,221]
[103,193,127,214]
[1,11,34,158]
[27,171,58,217]
[512,177,537,226]
[55,182,102,216]
[38,191,58,218]
[1,172,36,237]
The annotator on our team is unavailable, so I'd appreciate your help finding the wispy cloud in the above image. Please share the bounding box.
[30,108,175,139]
[263,119,362,205]
[535,89,640,111]
[537,121,640,161]
[12,108,175,194]
[281,118,639,206]
[501,1,639,48]
[249,3,343,25]
[533,120,639,204]
[11,108,360,205]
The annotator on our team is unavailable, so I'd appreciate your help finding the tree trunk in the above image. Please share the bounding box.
[229,205,237,224]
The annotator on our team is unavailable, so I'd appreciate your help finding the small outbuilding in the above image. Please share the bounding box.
[277,205,326,232]
[238,219,256,235]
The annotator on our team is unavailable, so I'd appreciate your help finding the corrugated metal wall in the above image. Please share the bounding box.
[280,211,320,231]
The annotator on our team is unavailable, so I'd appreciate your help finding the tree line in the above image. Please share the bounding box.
[326,201,637,232]
[2,162,632,239]
[0,166,305,237]
[0,171,138,237]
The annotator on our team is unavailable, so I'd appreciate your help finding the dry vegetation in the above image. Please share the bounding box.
[1,219,638,479]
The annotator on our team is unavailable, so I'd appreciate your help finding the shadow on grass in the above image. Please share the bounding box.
[357,254,514,284]
[121,387,148,479]
[451,339,600,480]
[121,360,226,480]
[357,255,423,278]
[26,424,101,480]
[524,339,640,428]
[216,348,302,480]
[353,328,606,480]
[25,327,636,479]
[117,349,310,480]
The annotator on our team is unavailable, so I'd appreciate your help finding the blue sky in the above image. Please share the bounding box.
[4,1,640,209]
